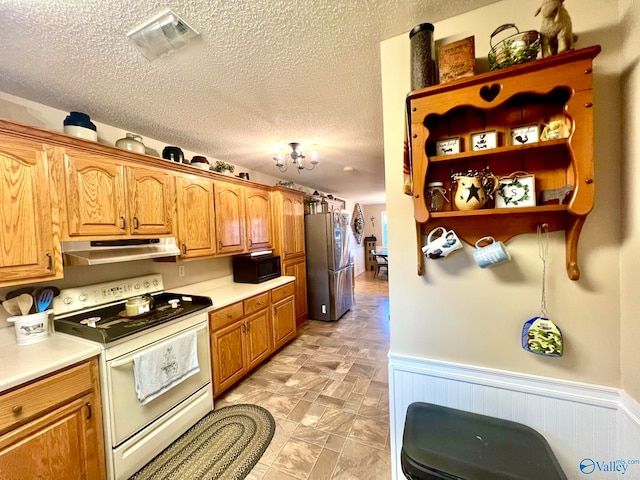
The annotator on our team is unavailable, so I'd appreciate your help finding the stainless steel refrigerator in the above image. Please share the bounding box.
[305,211,354,321]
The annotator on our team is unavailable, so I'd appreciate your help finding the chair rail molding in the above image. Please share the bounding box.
[388,353,640,480]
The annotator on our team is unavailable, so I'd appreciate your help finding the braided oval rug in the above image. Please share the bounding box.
[129,404,275,480]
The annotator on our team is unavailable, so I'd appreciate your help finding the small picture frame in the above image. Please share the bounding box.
[435,137,461,156]
[496,173,536,208]
[470,130,498,151]
[510,124,540,145]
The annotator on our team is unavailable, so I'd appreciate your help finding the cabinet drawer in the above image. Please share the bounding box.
[244,293,270,316]
[209,302,244,332]
[0,361,93,434]
[271,282,295,303]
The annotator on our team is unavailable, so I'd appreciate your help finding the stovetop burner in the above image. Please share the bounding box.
[54,292,212,344]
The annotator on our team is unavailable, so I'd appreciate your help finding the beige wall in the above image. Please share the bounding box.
[382,0,624,388]
[362,204,387,248]
[620,0,640,401]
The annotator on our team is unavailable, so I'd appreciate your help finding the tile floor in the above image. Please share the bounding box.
[215,271,391,479]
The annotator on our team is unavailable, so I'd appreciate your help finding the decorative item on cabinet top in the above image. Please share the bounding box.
[495,172,536,208]
[488,24,540,71]
[438,36,475,84]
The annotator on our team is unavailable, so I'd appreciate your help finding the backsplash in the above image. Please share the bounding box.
[0,257,232,329]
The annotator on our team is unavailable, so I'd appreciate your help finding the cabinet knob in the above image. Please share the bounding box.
[120,216,126,229]
[412,107,417,112]
[86,402,92,419]
[242,323,246,332]
[247,323,251,332]
[585,102,593,108]
[586,178,594,184]
[182,244,187,254]
[412,134,417,139]
[414,194,420,199]
[12,405,22,415]
[584,68,593,74]
[248,239,253,247]
[218,241,223,250]
[46,253,52,270]
[133,216,139,229]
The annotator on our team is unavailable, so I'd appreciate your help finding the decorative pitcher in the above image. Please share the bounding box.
[453,172,499,210]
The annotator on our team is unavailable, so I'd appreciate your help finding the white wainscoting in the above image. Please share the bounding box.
[388,354,640,480]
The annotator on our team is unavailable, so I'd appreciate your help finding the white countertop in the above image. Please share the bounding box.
[0,328,101,393]
[179,275,295,309]
[0,275,295,394]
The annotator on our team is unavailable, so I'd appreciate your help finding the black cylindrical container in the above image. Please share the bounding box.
[409,23,436,90]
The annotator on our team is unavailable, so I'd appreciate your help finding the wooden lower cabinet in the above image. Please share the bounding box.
[284,257,308,326]
[0,359,105,480]
[211,318,248,395]
[209,284,297,398]
[245,309,272,370]
[271,283,297,351]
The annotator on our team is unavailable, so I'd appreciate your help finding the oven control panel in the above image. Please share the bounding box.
[53,274,164,316]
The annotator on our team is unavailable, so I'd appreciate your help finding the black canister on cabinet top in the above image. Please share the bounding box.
[409,23,436,90]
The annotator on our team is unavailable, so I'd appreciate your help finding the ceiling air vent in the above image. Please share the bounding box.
[127,8,200,61]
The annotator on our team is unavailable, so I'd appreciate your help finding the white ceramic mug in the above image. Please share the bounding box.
[422,227,463,259]
[473,236,511,268]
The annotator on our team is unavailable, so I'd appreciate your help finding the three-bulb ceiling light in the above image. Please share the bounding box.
[273,142,318,173]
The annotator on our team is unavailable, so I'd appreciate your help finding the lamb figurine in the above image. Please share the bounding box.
[535,0,578,57]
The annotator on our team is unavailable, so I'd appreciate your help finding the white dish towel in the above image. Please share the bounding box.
[133,330,199,405]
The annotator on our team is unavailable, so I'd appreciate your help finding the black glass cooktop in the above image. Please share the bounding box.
[54,292,212,344]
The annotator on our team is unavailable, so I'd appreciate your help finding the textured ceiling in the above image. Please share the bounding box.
[0,0,498,203]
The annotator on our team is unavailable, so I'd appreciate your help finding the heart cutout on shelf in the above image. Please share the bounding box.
[479,84,502,102]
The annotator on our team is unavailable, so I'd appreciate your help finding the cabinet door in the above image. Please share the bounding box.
[211,320,247,396]
[293,196,305,255]
[126,165,173,235]
[0,135,60,285]
[214,181,246,254]
[282,194,305,258]
[272,295,296,351]
[245,309,273,370]
[284,258,307,325]
[65,151,127,236]
[0,394,105,480]
[175,175,217,258]
[245,186,272,250]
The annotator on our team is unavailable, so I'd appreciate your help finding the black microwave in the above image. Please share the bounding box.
[232,255,281,284]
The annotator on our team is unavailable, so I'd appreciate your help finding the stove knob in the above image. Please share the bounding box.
[63,297,73,305]
[144,281,150,288]
[79,294,87,302]
[134,283,140,290]
[153,279,159,286]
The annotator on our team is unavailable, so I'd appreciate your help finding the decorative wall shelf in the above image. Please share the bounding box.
[407,46,601,280]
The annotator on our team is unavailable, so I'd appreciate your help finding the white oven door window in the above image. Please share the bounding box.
[106,321,211,446]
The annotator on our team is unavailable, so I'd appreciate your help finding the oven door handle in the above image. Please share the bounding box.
[110,357,134,368]
[109,321,208,369]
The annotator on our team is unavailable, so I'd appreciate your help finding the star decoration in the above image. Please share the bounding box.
[466,184,481,203]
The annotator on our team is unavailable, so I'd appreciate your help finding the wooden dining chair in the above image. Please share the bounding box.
[371,250,388,279]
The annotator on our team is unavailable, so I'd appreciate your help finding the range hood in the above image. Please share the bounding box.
[62,238,181,266]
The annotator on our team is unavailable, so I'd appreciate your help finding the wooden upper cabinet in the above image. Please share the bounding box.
[64,150,126,236]
[214,180,246,254]
[0,134,62,286]
[282,193,305,259]
[175,174,217,258]
[125,166,173,235]
[64,151,174,238]
[245,186,272,251]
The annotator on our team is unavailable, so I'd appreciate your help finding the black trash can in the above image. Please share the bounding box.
[401,402,567,480]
